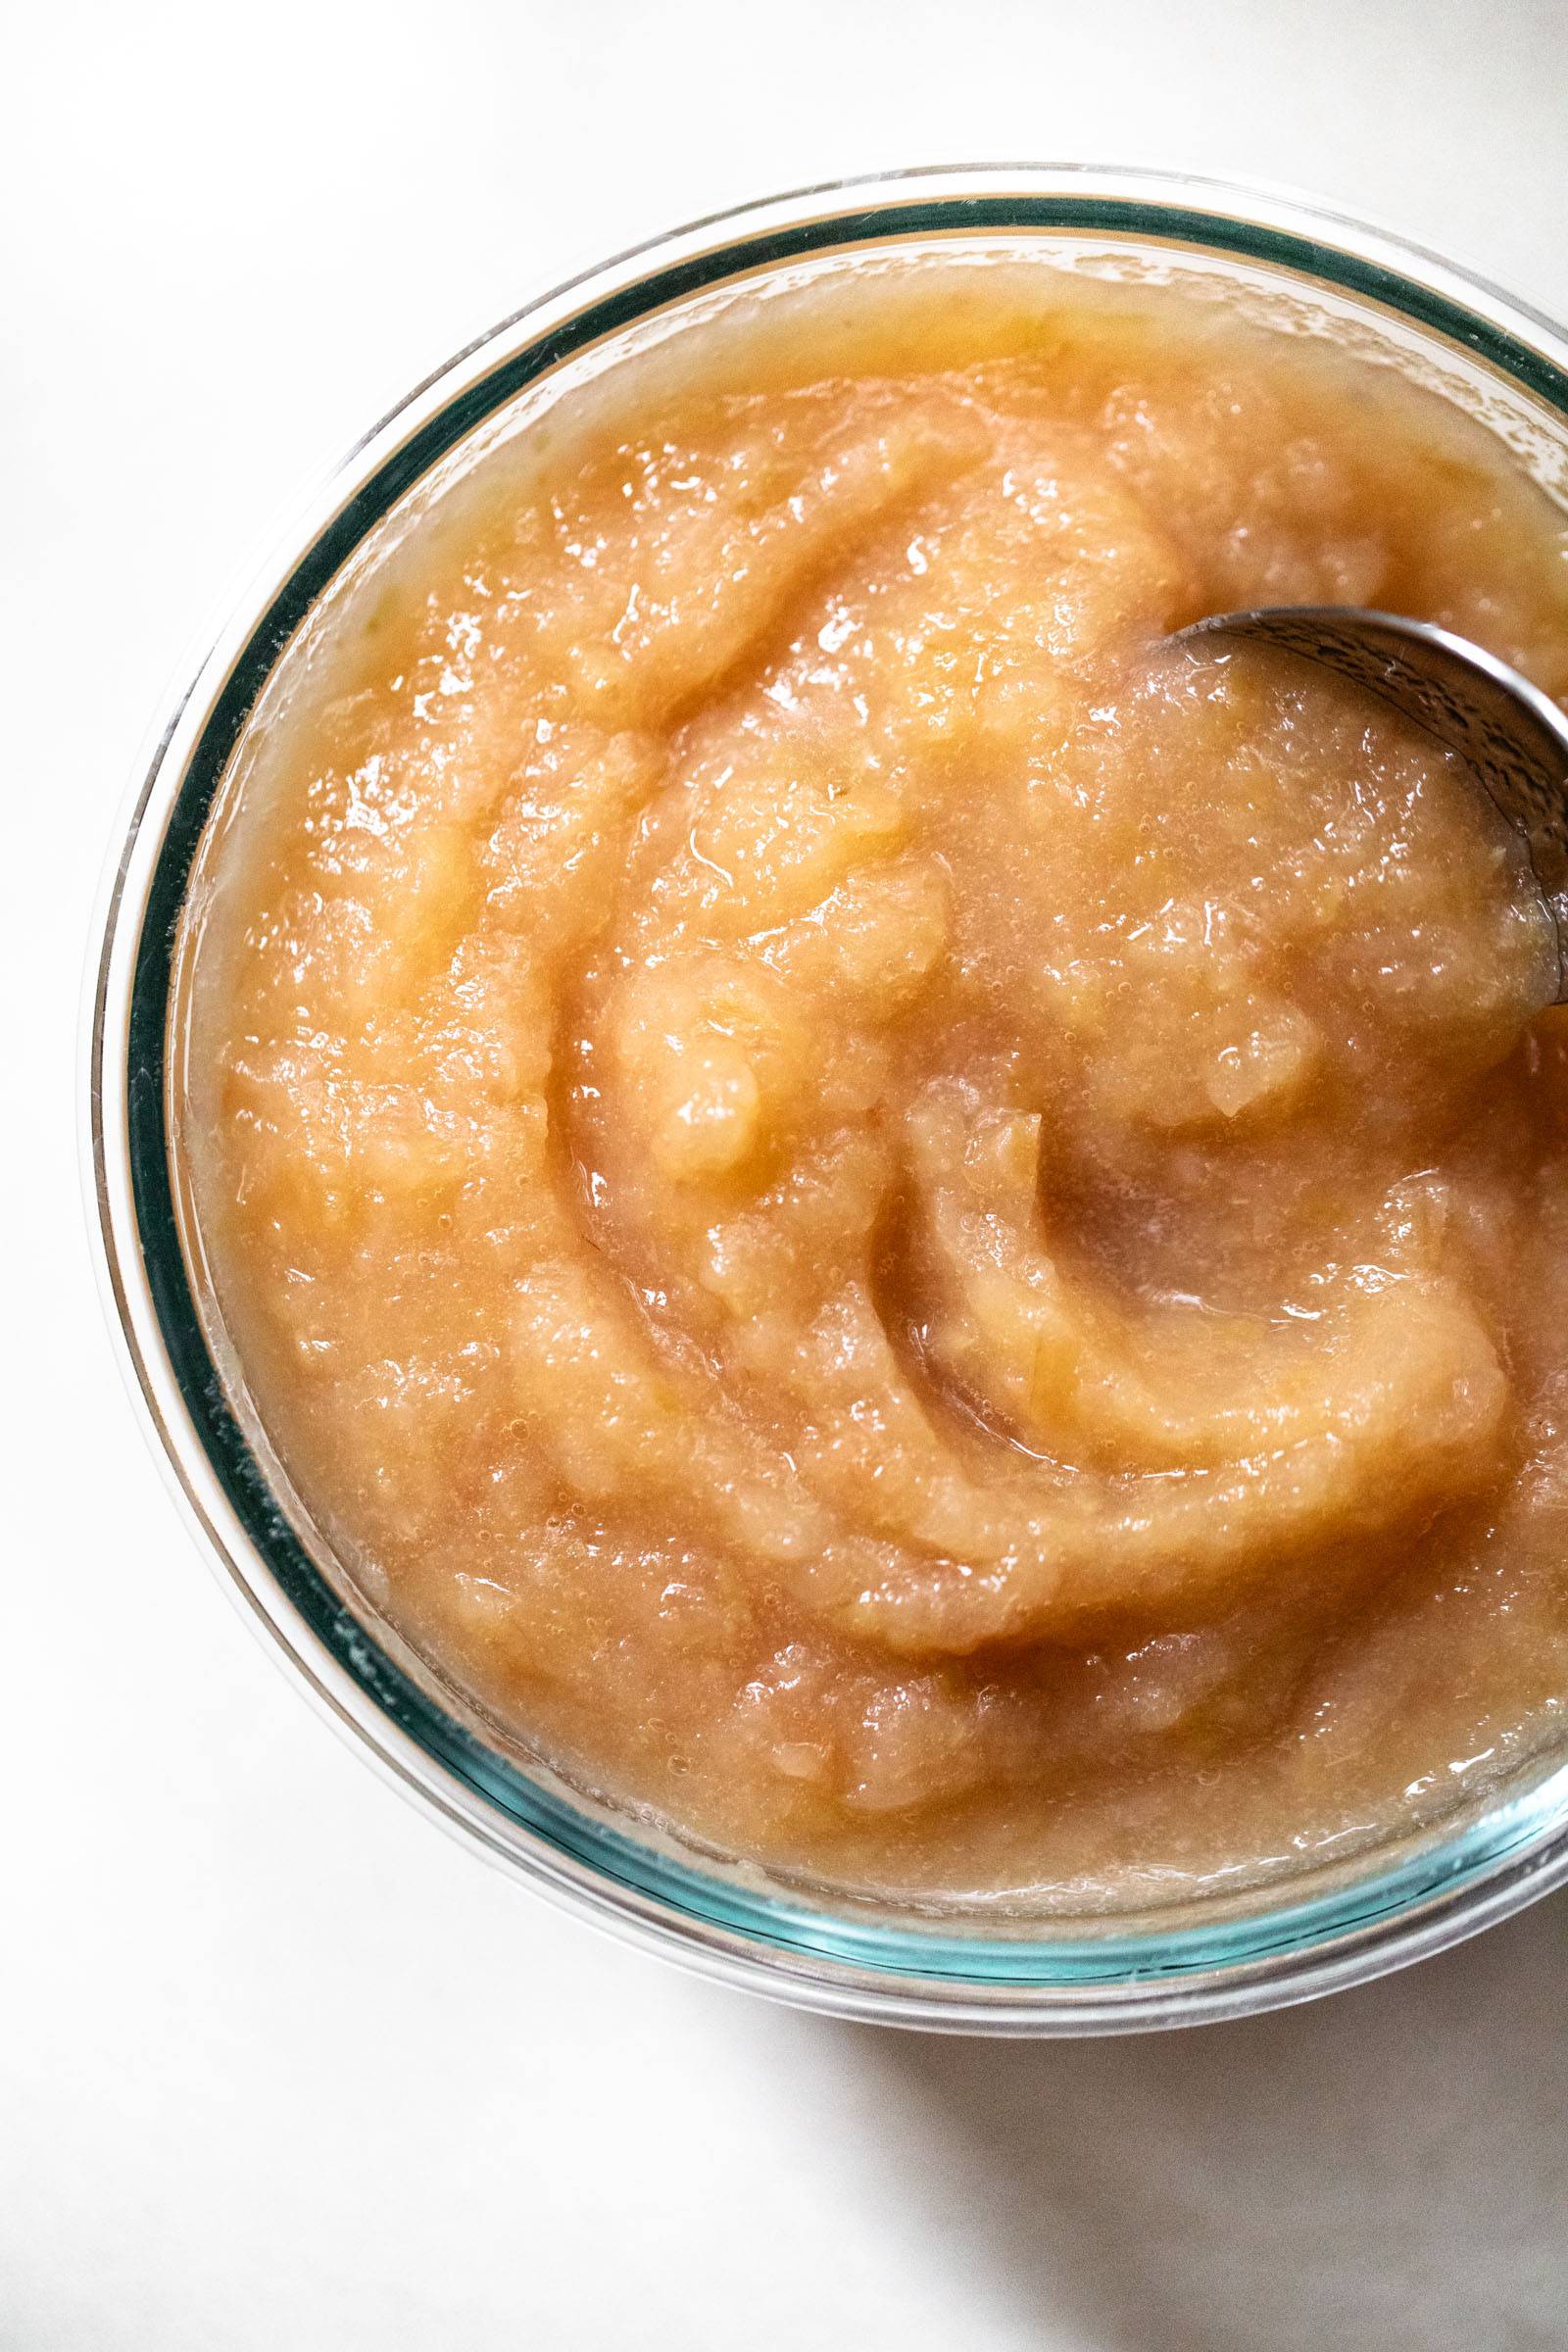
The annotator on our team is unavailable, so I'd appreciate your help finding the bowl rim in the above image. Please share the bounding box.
[85,160,1568,2034]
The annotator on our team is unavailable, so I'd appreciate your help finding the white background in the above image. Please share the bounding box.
[6,2,1568,2344]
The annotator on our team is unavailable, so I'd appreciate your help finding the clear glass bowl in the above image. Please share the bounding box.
[88,164,1568,2034]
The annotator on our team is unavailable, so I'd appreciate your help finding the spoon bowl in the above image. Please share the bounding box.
[1174,607,1568,1000]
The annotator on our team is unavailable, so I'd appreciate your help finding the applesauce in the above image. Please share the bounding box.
[179,266,1568,1902]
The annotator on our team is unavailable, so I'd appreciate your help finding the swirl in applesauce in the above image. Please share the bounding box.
[182,273,1568,1898]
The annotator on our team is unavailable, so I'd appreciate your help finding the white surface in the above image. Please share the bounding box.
[5,2,1568,2344]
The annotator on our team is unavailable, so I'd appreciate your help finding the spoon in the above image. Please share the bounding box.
[1173,606,1568,1002]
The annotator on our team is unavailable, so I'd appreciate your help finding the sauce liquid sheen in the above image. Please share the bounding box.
[182,273,1568,1902]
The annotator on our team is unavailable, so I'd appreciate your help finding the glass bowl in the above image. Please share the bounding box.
[88,164,1568,2034]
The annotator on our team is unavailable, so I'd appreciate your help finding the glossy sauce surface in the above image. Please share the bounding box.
[183,276,1568,1899]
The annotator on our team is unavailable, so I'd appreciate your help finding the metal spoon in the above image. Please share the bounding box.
[1173,607,1568,1001]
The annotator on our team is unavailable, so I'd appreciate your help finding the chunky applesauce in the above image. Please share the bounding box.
[180,268,1568,1900]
